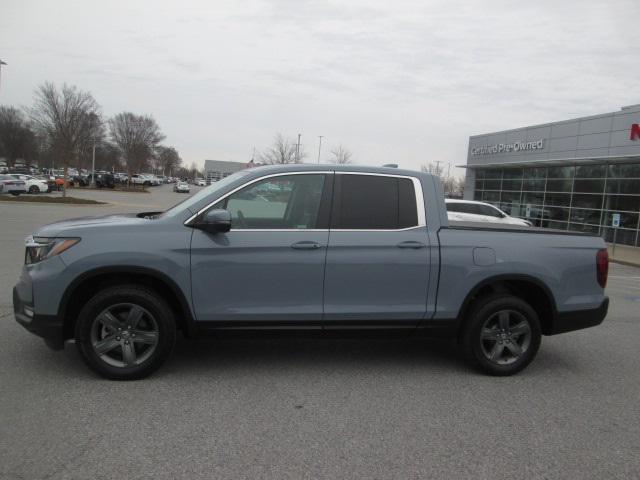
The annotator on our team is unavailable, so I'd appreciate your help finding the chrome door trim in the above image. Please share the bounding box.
[185,169,427,231]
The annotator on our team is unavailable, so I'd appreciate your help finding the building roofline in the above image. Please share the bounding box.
[459,154,640,169]
[469,104,640,139]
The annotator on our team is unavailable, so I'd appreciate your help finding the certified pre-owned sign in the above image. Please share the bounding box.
[471,139,545,156]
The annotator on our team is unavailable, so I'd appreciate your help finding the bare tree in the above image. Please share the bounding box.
[421,162,444,177]
[330,145,352,164]
[108,112,165,186]
[260,133,306,164]
[156,146,182,176]
[422,162,463,197]
[0,106,38,167]
[29,83,100,196]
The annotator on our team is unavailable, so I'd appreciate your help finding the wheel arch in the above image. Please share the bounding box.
[456,274,558,336]
[59,266,195,340]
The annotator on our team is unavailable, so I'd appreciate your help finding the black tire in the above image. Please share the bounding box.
[28,185,40,194]
[75,285,176,380]
[459,294,541,376]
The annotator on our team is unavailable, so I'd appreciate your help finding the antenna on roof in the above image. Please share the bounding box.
[382,163,398,168]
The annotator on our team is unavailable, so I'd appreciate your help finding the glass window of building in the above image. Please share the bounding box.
[472,162,640,247]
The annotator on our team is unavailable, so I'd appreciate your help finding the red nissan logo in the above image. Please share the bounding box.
[631,123,640,141]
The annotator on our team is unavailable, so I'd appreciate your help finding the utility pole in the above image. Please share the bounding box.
[91,138,96,187]
[317,136,323,164]
[434,160,442,176]
[296,133,301,163]
[447,162,451,178]
[89,113,98,187]
[0,59,7,92]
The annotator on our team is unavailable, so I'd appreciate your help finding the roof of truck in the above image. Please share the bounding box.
[242,163,431,179]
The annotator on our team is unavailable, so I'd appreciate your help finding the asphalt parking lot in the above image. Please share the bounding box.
[1,186,639,479]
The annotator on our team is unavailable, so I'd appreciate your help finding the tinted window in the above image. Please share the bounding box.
[447,202,478,215]
[214,174,326,229]
[334,175,418,229]
[398,178,418,228]
[476,204,503,217]
[608,163,640,178]
[446,202,465,213]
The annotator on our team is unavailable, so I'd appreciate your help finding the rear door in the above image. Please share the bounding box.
[323,172,431,327]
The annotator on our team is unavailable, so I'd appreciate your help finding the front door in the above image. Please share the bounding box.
[190,172,332,326]
[323,173,431,327]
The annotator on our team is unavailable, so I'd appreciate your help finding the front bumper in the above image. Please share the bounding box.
[13,286,64,350]
[549,297,609,335]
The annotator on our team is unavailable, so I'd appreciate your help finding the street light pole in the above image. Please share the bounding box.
[296,133,301,162]
[0,60,7,92]
[91,138,96,187]
[317,136,323,164]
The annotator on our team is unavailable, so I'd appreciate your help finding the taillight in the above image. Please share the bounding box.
[596,249,609,288]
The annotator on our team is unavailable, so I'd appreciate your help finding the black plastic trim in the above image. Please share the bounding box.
[14,287,64,350]
[443,222,594,236]
[57,266,197,337]
[455,273,558,332]
[549,297,608,335]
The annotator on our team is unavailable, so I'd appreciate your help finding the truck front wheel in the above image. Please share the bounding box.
[75,285,176,380]
[460,294,541,376]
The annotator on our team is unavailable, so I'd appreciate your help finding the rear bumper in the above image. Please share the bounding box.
[13,287,64,350]
[549,297,609,335]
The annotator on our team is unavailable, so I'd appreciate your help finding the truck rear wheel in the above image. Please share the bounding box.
[460,294,541,376]
[75,285,176,380]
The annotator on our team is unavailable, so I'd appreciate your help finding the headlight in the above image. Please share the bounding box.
[25,236,80,264]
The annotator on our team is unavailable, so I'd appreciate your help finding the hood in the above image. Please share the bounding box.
[34,213,149,237]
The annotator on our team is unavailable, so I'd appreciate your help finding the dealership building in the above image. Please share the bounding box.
[204,159,249,183]
[463,104,640,246]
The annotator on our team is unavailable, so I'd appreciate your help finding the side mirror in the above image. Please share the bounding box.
[194,209,231,233]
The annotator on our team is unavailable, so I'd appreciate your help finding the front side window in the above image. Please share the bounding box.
[213,174,326,229]
[333,174,418,229]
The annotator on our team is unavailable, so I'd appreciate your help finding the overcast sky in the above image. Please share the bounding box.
[1,0,639,175]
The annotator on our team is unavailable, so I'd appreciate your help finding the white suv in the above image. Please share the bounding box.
[445,199,532,227]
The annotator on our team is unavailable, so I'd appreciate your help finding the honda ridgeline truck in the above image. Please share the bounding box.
[13,164,609,379]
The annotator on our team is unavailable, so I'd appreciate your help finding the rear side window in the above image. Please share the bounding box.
[332,174,418,229]
[446,202,475,214]
[476,204,503,218]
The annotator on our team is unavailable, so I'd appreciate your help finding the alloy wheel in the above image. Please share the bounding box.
[90,303,159,368]
[480,309,532,365]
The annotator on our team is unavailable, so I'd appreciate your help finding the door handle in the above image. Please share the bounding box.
[291,241,323,250]
[396,241,426,249]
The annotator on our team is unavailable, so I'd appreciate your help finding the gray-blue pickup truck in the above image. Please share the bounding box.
[13,164,609,379]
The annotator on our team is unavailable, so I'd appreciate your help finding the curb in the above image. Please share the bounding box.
[610,258,640,268]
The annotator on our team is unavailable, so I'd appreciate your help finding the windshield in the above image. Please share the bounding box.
[160,170,251,218]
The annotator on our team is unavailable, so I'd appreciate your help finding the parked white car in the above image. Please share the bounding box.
[0,174,27,195]
[145,174,161,186]
[10,174,50,194]
[195,178,206,186]
[173,181,190,193]
[130,174,160,186]
[445,199,532,227]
